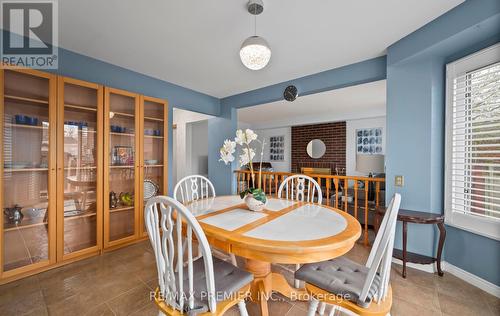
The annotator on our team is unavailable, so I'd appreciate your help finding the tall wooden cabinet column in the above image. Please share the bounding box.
[139,96,168,237]
[56,77,103,261]
[103,87,140,249]
[0,68,57,279]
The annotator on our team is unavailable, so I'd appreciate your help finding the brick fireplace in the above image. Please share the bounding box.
[291,122,346,174]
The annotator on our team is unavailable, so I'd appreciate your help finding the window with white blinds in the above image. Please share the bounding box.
[445,43,500,240]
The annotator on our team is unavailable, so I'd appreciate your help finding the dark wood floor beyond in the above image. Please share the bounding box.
[0,238,498,316]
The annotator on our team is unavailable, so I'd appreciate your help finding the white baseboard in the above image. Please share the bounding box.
[391,257,437,274]
[392,258,500,298]
[444,262,500,298]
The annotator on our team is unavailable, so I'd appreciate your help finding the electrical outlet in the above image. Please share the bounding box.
[395,175,404,187]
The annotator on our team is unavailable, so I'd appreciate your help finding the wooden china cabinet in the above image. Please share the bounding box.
[103,87,141,249]
[0,68,168,283]
[139,96,168,237]
[56,77,104,261]
[103,90,169,248]
[0,68,57,279]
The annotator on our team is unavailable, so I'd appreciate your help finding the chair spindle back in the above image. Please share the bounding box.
[174,175,216,204]
[144,196,217,313]
[359,193,401,304]
[278,174,323,204]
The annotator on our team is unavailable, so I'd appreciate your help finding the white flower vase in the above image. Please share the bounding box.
[244,193,266,212]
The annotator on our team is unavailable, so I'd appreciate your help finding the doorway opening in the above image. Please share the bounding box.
[172,108,214,186]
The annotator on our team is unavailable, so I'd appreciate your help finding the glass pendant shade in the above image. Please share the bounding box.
[239,36,271,70]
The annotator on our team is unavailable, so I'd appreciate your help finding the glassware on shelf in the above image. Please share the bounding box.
[14,115,39,126]
[109,191,118,208]
[64,121,88,129]
[143,129,162,136]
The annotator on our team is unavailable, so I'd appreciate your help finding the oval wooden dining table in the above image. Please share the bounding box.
[186,195,362,316]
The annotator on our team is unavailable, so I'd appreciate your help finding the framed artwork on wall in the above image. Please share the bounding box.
[270,135,285,161]
[356,128,383,155]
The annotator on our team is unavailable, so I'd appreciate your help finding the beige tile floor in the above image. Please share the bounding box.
[0,239,498,316]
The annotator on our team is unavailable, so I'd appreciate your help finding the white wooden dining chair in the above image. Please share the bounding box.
[278,174,323,288]
[174,175,216,204]
[174,175,238,267]
[278,174,323,205]
[295,193,401,316]
[145,196,252,316]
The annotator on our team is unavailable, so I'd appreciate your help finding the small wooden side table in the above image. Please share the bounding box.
[375,207,446,278]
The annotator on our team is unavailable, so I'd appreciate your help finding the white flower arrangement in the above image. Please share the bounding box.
[219,129,266,202]
[219,139,236,164]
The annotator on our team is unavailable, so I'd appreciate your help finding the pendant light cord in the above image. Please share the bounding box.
[254,12,257,36]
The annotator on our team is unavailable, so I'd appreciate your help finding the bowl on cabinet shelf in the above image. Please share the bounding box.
[119,192,134,206]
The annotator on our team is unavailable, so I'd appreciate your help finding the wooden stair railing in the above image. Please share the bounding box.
[234,170,385,246]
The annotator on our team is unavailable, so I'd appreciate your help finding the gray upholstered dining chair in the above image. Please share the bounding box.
[174,175,238,267]
[295,193,401,316]
[144,196,252,316]
[278,174,323,288]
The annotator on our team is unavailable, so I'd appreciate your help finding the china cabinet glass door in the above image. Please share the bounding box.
[1,69,56,276]
[104,88,139,247]
[57,77,103,260]
[140,96,168,236]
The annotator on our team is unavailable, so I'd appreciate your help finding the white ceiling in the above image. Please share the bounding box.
[238,80,386,129]
[59,1,463,98]
[173,108,214,125]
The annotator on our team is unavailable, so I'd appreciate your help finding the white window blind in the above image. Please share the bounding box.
[451,61,500,220]
[446,43,500,240]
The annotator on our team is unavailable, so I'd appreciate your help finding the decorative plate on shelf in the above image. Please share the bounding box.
[144,180,159,201]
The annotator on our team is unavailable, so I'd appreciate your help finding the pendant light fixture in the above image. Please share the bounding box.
[240,0,271,70]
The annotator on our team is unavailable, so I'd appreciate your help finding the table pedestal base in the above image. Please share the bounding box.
[245,259,308,316]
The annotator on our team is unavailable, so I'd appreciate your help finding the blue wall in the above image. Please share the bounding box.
[386,0,500,285]
[207,106,237,195]
[55,48,220,116]
[446,226,500,285]
[386,57,444,256]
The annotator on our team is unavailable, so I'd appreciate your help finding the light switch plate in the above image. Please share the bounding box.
[395,175,404,187]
